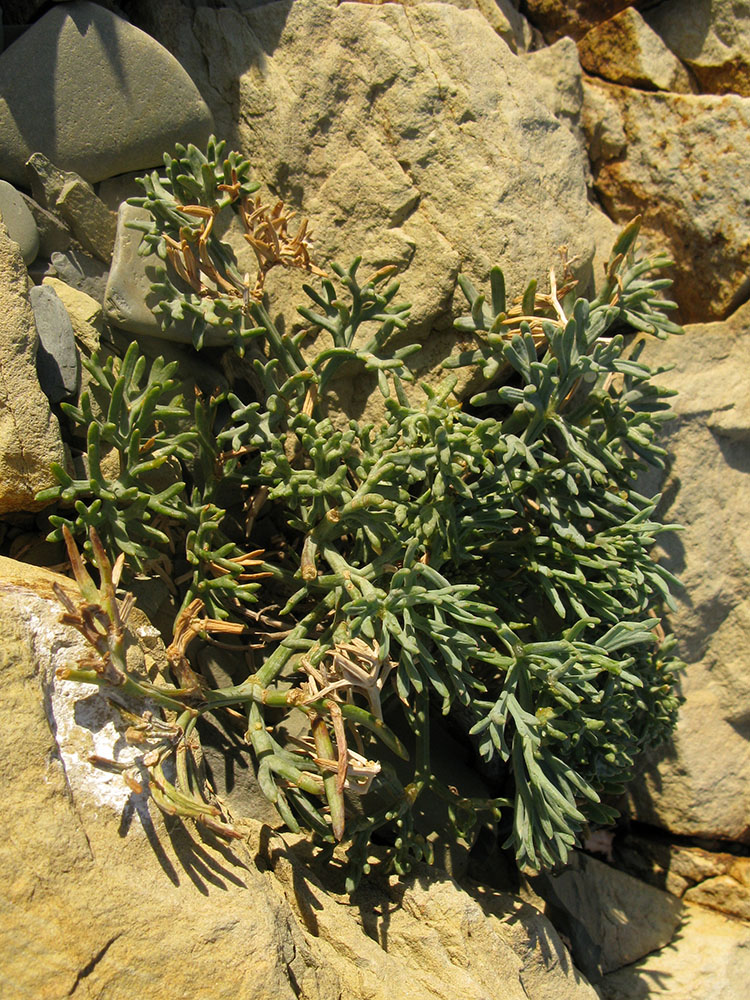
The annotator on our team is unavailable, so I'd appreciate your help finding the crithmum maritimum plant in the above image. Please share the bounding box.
[39,138,683,890]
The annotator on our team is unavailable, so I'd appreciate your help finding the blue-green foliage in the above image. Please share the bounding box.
[39,142,683,889]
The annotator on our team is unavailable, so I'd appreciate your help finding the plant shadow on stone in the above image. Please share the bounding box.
[37,138,684,892]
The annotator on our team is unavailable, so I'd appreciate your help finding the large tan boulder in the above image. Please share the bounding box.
[0,221,66,514]
[176,0,597,346]
[0,557,599,999]
[585,80,750,322]
[627,300,750,845]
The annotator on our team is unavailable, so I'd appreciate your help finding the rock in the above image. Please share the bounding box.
[47,247,109,303]
[25,150,68,210]
[0,221,66,514]
[685,875,750,922]
[645,0,750,97]
[189,0,596,371]
[104,203,197,343]
[0,0,214,185]
[19,191,72,256]
[26,152,117,263]
[41,277,102,356]
[585,80,750,321]
[599,903,750,1000]
[578,8,693,93]
[581,82,627,162]
[0,562,599,1000]
[29,284,79,402]
[523,0,635,43]
[626,301,750,845]
[0,178,39,263]
[56,176,117,262]
[614,833,743,899]
[520,37,586,149]
[97,169,149,212]
[529,852,683,980]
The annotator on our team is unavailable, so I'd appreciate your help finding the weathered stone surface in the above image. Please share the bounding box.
[0,178,38,263]
[29,284,79,402]
[530,852,682,980]
[600,903,750,1000]
[41,276,103,355]
[646,0,750,97]
[685,874,750,922]
[578,8,693,93]
[171,0,600,397]
[614,833,744,899]
[0,0,214,185]
[56,176,117,262]
[520,37,586,148]
[627,301,750,845]
[0,563,599,1000]
[523,0,636,43]
[586,80,750,321]
[47,247,109,303]
[19,190,72,257]
[0,221,66,514]
[26,152,118,262]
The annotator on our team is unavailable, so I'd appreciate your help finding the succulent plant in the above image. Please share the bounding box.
[41,140,683,891]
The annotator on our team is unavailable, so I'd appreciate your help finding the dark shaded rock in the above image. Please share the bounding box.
[29,283,79,402]
[19,191,73,256]
[0,1,214,185]
[47,248,109,303]
[0,178,38,262]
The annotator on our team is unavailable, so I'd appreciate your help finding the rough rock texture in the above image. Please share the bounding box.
[56,176,117,263]
[0,0,214,185]
[577,8,693,93]
[0,179,39,263]
[599,903,750,1000]
[530,852,683,981]
[522,0,637,43]
[520,37,586,150]
[0,561,600,1000]
[0,222,66,514]
[627,300,750,845]
[159,0,597,347]
[614,833,750,902]
[19,191,72,257]
[646,0,750,97]
[585,80,750,321]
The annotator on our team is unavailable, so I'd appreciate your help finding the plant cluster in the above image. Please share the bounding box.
[40,139,683,890]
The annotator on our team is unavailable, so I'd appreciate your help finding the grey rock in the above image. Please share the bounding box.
[25,150,68,210]
[96,169,148,213]
[0,178,38,263]
[0,220,66,513]
[104,202,241,346]
[29,283,79,402]
[530,852,683,980]
[19,191,72,256]
[48,248,109,303]
[26,152,117,262]
[0,0,214,185]
[56,176,117,262]
[520,38,586,150]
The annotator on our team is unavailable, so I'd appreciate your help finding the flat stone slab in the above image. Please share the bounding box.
[0,0,214,185]
[29,283,79,402]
